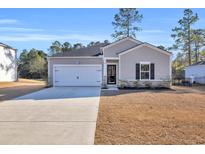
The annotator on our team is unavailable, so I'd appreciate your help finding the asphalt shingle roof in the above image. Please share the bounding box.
[50,37,171,57]
[51,43,110,57]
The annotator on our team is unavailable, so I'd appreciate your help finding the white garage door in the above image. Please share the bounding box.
[53,65,102,87]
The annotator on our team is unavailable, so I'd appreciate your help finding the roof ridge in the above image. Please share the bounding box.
[116,43,144,55]
[0,42,15,50]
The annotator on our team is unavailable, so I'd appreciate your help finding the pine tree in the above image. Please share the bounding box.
[171,9,199,66]
[111,8,143,40]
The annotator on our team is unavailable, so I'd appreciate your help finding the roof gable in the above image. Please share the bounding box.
[118,43,172,57]
[101,37,142,50]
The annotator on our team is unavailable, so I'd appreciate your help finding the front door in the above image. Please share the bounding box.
[107,65,116,84]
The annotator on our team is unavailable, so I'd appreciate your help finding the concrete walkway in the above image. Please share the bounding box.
[0,87,101,144]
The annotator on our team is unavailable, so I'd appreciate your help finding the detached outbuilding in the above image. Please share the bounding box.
[0,42,17,82]
[185,61,205,84]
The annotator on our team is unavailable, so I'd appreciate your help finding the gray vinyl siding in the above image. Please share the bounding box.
[48,57,103,86]
[119,46,170,81]
[103,39,139,57]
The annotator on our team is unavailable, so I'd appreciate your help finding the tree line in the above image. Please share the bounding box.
[18,8,205,80]
[171,9,205,79]
[18,49,47,79]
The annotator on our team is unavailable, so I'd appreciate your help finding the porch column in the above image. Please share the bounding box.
[103,58,107,77]
[102,58,107,86]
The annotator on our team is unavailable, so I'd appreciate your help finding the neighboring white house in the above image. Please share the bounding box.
[0,42,17,82]
[48,37,172,88]
[185,61,205,84]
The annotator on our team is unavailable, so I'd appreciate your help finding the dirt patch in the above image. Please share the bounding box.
[95,86,205,144]
[0,79,46,101]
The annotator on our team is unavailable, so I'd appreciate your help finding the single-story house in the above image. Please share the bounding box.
[0,42,17,82]
[47,37,172,88]
[185,61,205,84]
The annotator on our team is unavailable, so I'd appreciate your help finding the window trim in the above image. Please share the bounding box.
[140,62,151,80]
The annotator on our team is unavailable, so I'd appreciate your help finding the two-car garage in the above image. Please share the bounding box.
[53,65,102,87]
[47,42,107,87]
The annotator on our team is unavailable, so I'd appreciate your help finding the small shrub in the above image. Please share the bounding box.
[119,80,128,89]
[119,82,126,89]
[144,81,152,88]
[133,80,140,88]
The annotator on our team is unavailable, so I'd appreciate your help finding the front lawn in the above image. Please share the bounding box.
[0,78,46,101]
[95,86,205,144]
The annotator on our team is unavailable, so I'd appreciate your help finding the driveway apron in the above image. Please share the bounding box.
[0,87,101,144]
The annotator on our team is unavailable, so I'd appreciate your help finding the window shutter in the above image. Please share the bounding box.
[151,63,155,80]
[136,63,140,80]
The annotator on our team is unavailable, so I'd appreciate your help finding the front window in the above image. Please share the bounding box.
[140,64,150,80]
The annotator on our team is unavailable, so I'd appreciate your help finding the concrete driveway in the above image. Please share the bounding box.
[0,87,101,145]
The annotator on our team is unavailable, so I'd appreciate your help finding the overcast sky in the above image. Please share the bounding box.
[0,8,205,57]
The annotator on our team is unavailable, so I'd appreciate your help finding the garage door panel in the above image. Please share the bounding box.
[54,65,102,87]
